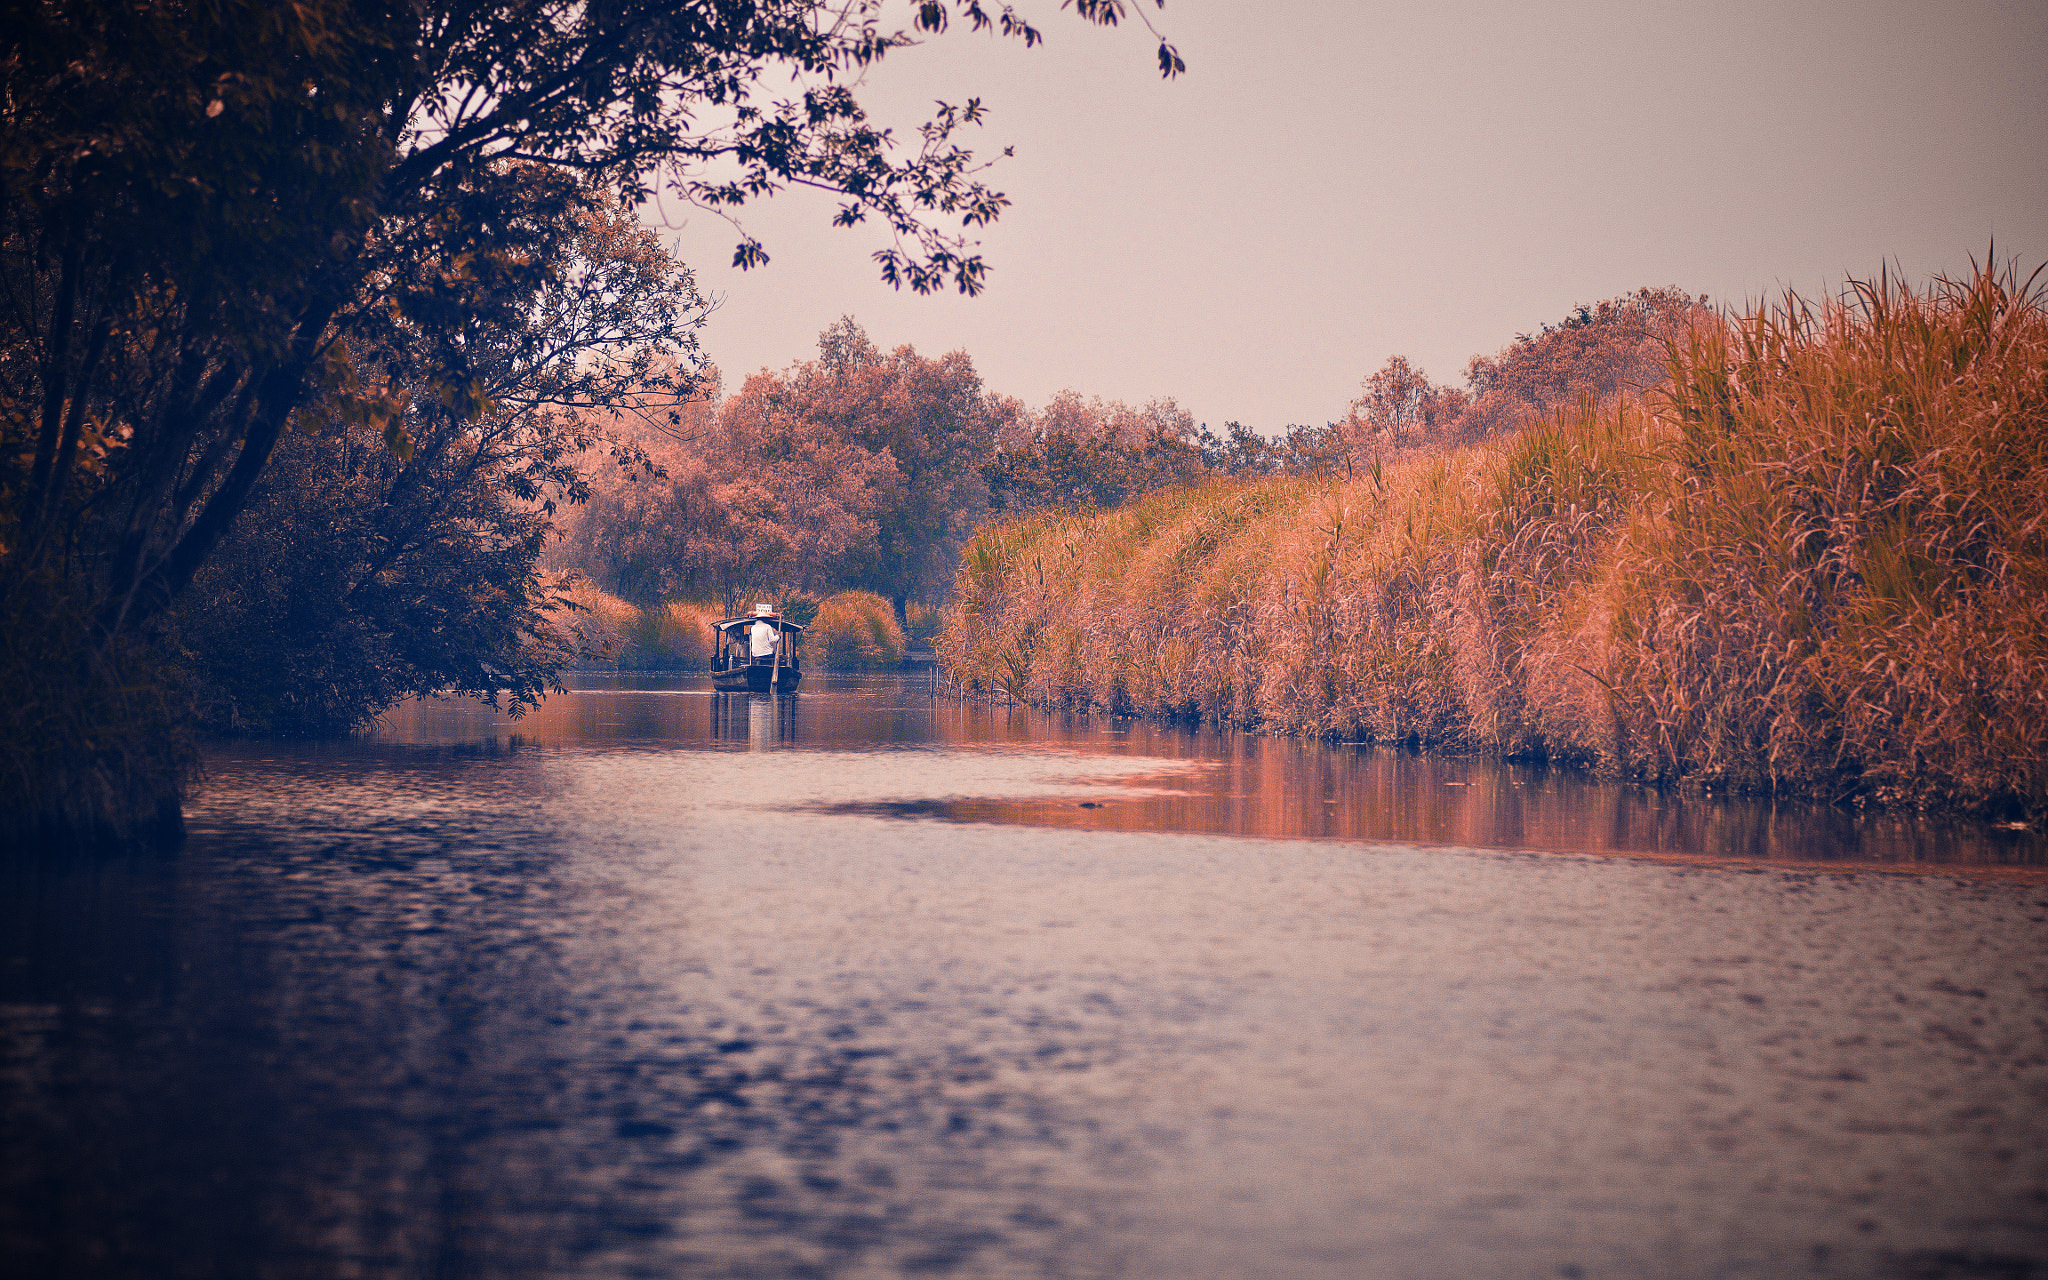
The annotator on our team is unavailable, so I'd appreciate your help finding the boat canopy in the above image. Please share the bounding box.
[712,615,806,635]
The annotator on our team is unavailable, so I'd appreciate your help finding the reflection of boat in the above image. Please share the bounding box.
[710,607,806,693]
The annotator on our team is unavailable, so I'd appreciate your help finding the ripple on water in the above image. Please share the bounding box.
[3,676,2044,1278]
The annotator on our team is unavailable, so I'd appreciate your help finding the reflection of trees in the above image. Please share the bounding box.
[0,763,611,1275]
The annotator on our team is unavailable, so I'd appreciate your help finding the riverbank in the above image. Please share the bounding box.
[937,265,2048,819]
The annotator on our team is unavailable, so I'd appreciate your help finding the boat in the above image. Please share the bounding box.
[710,606,806,693]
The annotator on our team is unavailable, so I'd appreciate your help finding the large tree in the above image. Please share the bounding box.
[554,316,999,615]
[739,316,997,608]
[557,364,902,614]
[177,186,708,734]
[0,0,1183,847]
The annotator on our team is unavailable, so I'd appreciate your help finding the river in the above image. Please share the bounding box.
[4,674,2045,1279]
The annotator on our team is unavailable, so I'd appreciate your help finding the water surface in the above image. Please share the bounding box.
[3,674,2044,1278]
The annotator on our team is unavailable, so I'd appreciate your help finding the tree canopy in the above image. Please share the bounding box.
[555,318,997,613]
[1,0,1182,643]
[0,0,1181,845]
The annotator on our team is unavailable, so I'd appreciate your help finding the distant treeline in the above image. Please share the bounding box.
[167,269,1714,736]
[940,265,2047,818]
[556,289,1711,610]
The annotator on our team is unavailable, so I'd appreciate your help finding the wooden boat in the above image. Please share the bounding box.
[710,610,806,693]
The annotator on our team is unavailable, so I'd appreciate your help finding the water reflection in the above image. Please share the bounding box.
[6,676,2045,1280]
[378,674,2043,872]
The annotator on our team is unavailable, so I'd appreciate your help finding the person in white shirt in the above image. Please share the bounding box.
[749,602,779,659]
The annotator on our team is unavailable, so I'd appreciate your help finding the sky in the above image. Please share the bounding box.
[655,0,2048,433]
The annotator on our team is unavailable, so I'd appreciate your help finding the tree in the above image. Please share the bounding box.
[175,187,708,734]
[756,317,997,608]
[554,365,901,615]
[1197,420,1280,477]
[1345,355,1471,452]
[983,391,1205,513]
[1463,286,1713,436]
[0,0,1183,847]
[1317,288,1716,471]
[557,317,999,615]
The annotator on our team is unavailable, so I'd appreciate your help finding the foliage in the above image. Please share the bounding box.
[647,601,723,670]
[1195,420,1282,477]
[172,190,707,734]
[177,425,558,735]
[552,584,725,672]
[904,601,946,647]
[550,578,642,667]
[1465,286,1712,430]
[1341,355,1473,453]
[553,362,898,613]
[983,390,1205,513]
[727,318,998,607]
[1313,288,1718,466]
[556,318,999,612]
[813,590,907,669]
[786,317,998,607]
[777,595,821,629]
[0,0,1179,847]
[941,261,2048,819]
[0,603,191,849]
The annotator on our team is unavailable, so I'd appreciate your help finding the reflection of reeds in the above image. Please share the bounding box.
[941,262,2048,817]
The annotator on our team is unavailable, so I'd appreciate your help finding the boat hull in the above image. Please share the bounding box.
[711,663,802,693]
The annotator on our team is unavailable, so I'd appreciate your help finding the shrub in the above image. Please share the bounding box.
[814,590,907,669]
[0,594,192,850]
[634,601,720,669]
[548,577,640,667]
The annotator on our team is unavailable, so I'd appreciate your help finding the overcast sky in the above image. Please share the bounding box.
[657,0,2047,432]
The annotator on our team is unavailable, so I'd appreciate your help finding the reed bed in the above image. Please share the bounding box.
[939,263,2048,816]
[644,600,721,669]
[548,582,722,669]
[813,590,908,669]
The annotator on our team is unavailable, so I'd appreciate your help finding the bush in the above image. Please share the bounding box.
[174,420,573,736]
[0,593,191,850]
[641,601,720,669]
[549,577,640,668]
[813,590,906,669]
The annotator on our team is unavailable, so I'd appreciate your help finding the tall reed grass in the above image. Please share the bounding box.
[939,262,2048,816]
[548,580,721,669]
[643,601,721,669]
